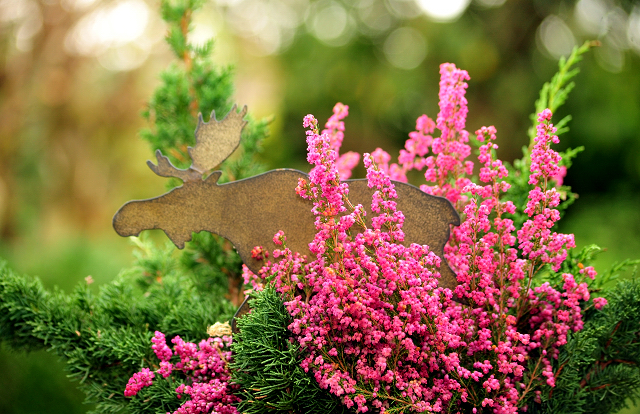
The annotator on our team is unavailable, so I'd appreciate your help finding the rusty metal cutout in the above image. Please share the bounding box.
[113,105,462,329]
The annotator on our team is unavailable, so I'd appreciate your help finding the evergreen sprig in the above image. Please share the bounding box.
[138,0,269,309]
[141,0,268,180]
[506,41,597,230]
[527,275,640,414]
[0,251,234,414]
[231,287,353,414]
[528,40,600,142]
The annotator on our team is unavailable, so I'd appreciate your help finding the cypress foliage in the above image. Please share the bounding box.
[140,0,268,182]
[527,274,640,414]
[138,0,269,307]
[231,287,354,414]
[0,243,234,413]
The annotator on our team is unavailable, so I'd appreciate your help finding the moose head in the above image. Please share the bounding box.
[113,105,461,294]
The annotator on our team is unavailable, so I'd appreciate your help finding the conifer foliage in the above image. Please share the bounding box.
[231,287,351,414]
[0,247,235,413]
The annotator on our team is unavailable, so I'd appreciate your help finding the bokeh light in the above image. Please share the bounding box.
[356,0,394,36]
[383,26,427,70]
[0,0,43,51]
[537,15,577,60]
[629,6,640,54]
[415,0,471,22]
[474,0,507,8]
[575,0,609,35]
[306,0,355,47]
[64,0,157,70]
[220,0,307,55]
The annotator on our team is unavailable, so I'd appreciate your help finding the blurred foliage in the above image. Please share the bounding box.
[0,0,639,412]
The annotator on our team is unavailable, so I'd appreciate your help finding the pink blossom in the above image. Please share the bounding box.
[273,230,286,246]
[152,331,173,362]
[336,151,360,180]
[252,66,601,413]
[124,334,238,413]
[593,296,608,310]
[124,368,154,397]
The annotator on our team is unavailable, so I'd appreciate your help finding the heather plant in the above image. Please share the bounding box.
[124,46,638,413]
[236,45,639,413]
[124,331,239,414]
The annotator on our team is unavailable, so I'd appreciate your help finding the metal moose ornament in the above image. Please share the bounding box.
[113,105,461,308]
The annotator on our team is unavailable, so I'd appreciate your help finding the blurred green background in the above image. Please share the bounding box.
[0,0,639,412]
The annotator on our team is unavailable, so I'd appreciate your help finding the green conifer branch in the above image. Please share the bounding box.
[528,40,600,144]
[506,41,597,230]
[0,254,234,413]
[141,0,268,179]
[137,0,269,307]
[231,287,354,414]
[529,276,640,414]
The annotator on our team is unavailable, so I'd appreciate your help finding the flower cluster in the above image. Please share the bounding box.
[122,61,608,413]
[251,119,464,413]
[124,368,154,397]
[124,331,239,414]
[361,64,473,209]
[420,63,473,205]
[322,102,360,180]
[245,63,606,413]
[437,115,589,411]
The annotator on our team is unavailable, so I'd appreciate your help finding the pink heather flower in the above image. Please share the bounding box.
[174,379,239,414]
[407,63,472,206]
[437,63,470,141]
[303,114,318,131]
[322,102,349,151]
[257,66,603,413]
[152,331,173,362]
[255,110,469,413]
[158,361,174,378]
[580,265,597,280]
[336,151,360,180]
[417,113,436,135]
[529,110,561,186]
[124,368,154,397]
[250,245,269,261]
[393,114,437,183]
[273,230,286,246]
[551,165,567,187]
[124,333,238,413]
[517,110,576,272]
[417,105,591,410]
[593,296,608,310]
[242,264,263,291]
[319,102,360,180]
[371,147,391,167]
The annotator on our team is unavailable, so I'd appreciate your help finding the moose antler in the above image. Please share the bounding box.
[146,104,248,182]
[189,104,248,173]
[147,150,202,182]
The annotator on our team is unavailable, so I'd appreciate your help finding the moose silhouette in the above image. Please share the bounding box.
[113,105,461,293]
